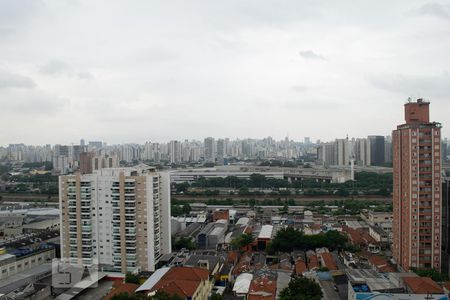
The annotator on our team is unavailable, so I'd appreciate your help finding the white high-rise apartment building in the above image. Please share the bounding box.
[59,165,171,273]
[169,140,182,164]
[204,137,216,162]
[354,138,371,166]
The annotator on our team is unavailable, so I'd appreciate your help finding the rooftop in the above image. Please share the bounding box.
[295,260,307,275]
[258,225,273,239]
[104,282,139,300]
[403,277,444,294]
[148,267,209,298]
[347,269,397,292]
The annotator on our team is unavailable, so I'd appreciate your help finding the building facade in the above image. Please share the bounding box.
[442,178,450,276]
[392,99,442,271]
[368,135,385,166]
[59,165,171,273]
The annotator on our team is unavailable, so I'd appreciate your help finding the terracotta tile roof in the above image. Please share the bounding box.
[295,260,307,274]
[248,294,276,300]
[403,277,444,294]
[227,251,238,264]
[320,252,338,271]
[244,227,253,234]
[150,267,209,298]
[248,276,277,300]
[444,281,450,291]
[311,224,322,230]
[232,261,251,276]
[343,227,376,246]
[368,255,396,273]
[103,282,139,300]
[378,264,396,273]
[213,210,229,221]
[308,255,319,270]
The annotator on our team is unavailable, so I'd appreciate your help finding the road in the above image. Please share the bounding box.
[320,280,341,300]
[174,194,392,203]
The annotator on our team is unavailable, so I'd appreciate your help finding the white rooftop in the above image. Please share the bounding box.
[233,273,253,294]
[136,267,170,293]
[236,217,250,226]
[258,225,274,239]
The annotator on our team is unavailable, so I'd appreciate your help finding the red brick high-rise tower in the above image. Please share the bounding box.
[393,99,442,271]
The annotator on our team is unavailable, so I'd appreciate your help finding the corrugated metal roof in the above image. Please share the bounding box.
[258,225,273,239]
[135,267,170,292]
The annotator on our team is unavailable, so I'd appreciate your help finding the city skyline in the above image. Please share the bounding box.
[2,131,449,148]
[1,1,450,144]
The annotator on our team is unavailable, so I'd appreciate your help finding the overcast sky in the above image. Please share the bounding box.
[1,0,450,145]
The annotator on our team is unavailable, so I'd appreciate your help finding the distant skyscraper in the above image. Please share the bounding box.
[335,138,350,166]
[80,152,95,174]
[392,99,442,271]
[169,140,181,164]
[204,137,215,162]
[304,137,311,145]
[88,141,103,150]
[354,138,371,166]
[317,142,335,166]
[384,136,393,164]
[368,135,385,166]
[80,139,85,147]
[217,139,225,159]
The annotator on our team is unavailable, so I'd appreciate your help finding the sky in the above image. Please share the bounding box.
[1,0,450,145]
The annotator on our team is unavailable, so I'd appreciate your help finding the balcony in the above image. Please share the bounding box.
[125,245,136,250]
[81,225,92,232]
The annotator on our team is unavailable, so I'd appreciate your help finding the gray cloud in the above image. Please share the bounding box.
[368,72,450,99]
[291,85,309,93]
[76,72,94,80]
[299,50,325,60]
[1,0,450,143]
[0,69,35,89]
[39,60,73,76]
[418,2,450,20]
[0,89,68,114]
[39,60,94,80]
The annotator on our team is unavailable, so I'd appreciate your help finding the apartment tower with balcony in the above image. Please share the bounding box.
[392,99,442,271]
[59,165,171,273]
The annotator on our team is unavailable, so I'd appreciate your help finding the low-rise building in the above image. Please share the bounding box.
[256,225,273,251]
[368,255,396,273]
[318,252,338,271]
[347,269,448,300]
[137,266,212,300]
[233,273,253,297]
[184,255,221,276]
[369,225,389,244]
[248,274,277,300]
[196,220,228,249]
[0,246,55,280]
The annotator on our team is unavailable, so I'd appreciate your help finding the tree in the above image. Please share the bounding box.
[279,277,323,300]
[211,293,223,300]
[410,268,449,282]
[270,228,348,252]
[182,203,191,214]
[173,236,196,250]
[232,233,254,249]
[279,203,288,214]
[111,292,145,300]
[125,272,140,284]
[149,291,183,300]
